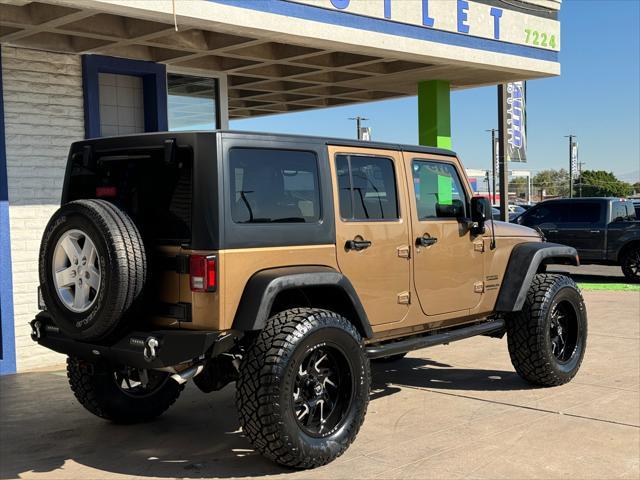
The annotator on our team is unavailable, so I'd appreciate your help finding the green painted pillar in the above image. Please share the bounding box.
[418,80,452,149]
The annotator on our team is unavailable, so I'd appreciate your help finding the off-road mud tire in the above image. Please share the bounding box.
[620,245,640,283]
[506,274,587,386]
[236,308,370,469]
[39,199,146,341]
[67,357,183,424]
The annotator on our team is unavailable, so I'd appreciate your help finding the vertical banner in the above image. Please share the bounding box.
[500,81,527,163]
[570,139,578,175]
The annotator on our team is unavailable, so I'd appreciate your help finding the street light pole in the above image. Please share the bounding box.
[349,116,369,140]
[565,134,576,198]
[486,129,498,204]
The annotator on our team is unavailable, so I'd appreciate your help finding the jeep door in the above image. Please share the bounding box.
[403,154,484,316]
[328,146,411,327]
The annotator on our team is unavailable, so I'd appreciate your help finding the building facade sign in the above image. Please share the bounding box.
[291,0,560,51]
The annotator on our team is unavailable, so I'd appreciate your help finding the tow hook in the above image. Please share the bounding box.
[170,364,205,384]
[31,320,42,340]
[143,336,159,362]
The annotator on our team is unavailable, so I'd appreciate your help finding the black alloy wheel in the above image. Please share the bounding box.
[621,246,640,282]
[549,301,579,363]
[293,346,353,437]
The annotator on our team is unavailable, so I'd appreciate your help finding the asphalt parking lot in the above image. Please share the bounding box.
[1,280,638,479]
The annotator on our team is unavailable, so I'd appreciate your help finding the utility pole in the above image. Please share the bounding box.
[485,128,498,204]
[349,116,369,140]
[497,86,509,221]
[578,161,586,197]
[565,134,577,198]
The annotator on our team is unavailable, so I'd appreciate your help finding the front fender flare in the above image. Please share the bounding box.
[231,266,373,338]
[495,242,579,312]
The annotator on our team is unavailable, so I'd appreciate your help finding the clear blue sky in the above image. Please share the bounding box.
[231,1,640,183]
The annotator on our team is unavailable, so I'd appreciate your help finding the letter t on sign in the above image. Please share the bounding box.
[490,7,503,40]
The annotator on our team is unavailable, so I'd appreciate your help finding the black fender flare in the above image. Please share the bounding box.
[231,266,373,339]
[495,242,579,312]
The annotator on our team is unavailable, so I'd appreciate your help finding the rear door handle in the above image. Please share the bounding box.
[416,236,438,247]
[345,239,372,251]
[590,230,601,233]
[548,230,559,233]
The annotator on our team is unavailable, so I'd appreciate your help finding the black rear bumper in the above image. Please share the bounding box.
[30,312,235,369]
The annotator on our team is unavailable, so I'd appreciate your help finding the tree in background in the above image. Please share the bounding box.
[577,170,632,197]
[509,177,529,199]
[532,169,570,197]
[633,182,640,195]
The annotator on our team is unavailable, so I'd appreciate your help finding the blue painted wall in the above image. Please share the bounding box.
[0,48,17,375]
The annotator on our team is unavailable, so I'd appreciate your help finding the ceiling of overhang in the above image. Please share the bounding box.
[0,1,538,119]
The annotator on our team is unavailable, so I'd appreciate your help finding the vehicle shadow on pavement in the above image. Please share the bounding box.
[1,361,533,479]
[0,372,288,479]
[370,357,533,401]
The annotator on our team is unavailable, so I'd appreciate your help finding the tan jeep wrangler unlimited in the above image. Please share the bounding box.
[32,131,587,468]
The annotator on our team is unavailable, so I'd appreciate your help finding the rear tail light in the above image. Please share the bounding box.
[189,255,217,292]
[96,186,117,197]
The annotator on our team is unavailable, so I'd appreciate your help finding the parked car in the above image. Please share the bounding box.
[492,205,522,222]
[517,197,640,281]
[32,131,586,468]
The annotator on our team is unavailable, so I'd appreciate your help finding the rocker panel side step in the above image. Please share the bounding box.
[365,319,505,359]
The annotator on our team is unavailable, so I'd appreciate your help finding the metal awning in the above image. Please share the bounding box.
[0,0,561,119]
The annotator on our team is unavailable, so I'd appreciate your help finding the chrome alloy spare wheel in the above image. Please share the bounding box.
[52,229,101,313]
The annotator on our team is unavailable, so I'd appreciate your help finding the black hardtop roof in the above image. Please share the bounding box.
[74,130,457,158]
[218,130,457,156]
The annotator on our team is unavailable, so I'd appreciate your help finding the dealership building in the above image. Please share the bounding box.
[0,0,560,373]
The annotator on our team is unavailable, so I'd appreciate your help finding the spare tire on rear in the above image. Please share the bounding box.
[39,199,147,341]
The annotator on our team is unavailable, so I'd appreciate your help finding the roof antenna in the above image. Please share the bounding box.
[172,0,179,31]
[485,170,497,250]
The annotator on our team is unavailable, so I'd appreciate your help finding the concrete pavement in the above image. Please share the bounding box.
[1,289,639,480]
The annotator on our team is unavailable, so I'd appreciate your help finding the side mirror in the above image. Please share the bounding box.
[470,196,490,234]
[435,199,465,218]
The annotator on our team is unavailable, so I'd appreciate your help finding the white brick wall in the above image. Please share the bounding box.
[2,46,85,371]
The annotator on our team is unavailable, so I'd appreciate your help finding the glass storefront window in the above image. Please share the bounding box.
[167,73,218,131]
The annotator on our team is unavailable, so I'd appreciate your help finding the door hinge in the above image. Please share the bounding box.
[397,245,410,258]
[474,281,485,293]
[397,291,411,304]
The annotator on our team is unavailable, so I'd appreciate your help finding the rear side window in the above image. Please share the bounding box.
[567,202,602,223]
[230,148,320,223]
[336,154,399,221]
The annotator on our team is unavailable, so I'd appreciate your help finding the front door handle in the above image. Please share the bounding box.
[590,230,601,234]
[416,236,438,247]
[345,238,372,251]
[548,229,559,234]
